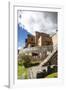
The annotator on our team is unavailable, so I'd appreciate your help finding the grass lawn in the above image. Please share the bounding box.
[18,59,40,79]
[46,72,57,78]
[18,64,28,79]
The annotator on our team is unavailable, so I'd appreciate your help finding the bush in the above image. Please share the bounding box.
[37,71,45,78]
[18,53,40,68]
[18,53,32,66]
[53,66,57,72]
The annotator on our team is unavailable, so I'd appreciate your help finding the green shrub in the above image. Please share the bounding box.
[18,53,40,68]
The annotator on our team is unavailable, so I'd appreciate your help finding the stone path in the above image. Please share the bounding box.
[28,66,48,79]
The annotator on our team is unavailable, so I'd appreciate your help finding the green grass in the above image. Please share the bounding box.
[18,59,40,79]
[46,72,57,78]
[18,64,28,79]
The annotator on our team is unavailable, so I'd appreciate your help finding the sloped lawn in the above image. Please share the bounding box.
[46,72,57,78]
[18,65,28,79]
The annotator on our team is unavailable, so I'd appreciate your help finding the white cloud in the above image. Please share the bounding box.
[18,46,21,50]
[18,11,57,35]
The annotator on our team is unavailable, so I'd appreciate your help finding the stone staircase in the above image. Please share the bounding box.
[27,45,57,79]
[39,47,57,67]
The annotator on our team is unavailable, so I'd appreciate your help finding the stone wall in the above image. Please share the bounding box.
[52,33,58,48]
[35,31,53,46]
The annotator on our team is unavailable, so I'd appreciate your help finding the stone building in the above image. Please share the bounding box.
[25,31,53,48]
[23,32,54,60]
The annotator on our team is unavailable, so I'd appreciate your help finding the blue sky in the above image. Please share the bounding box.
[18,23,31,49]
